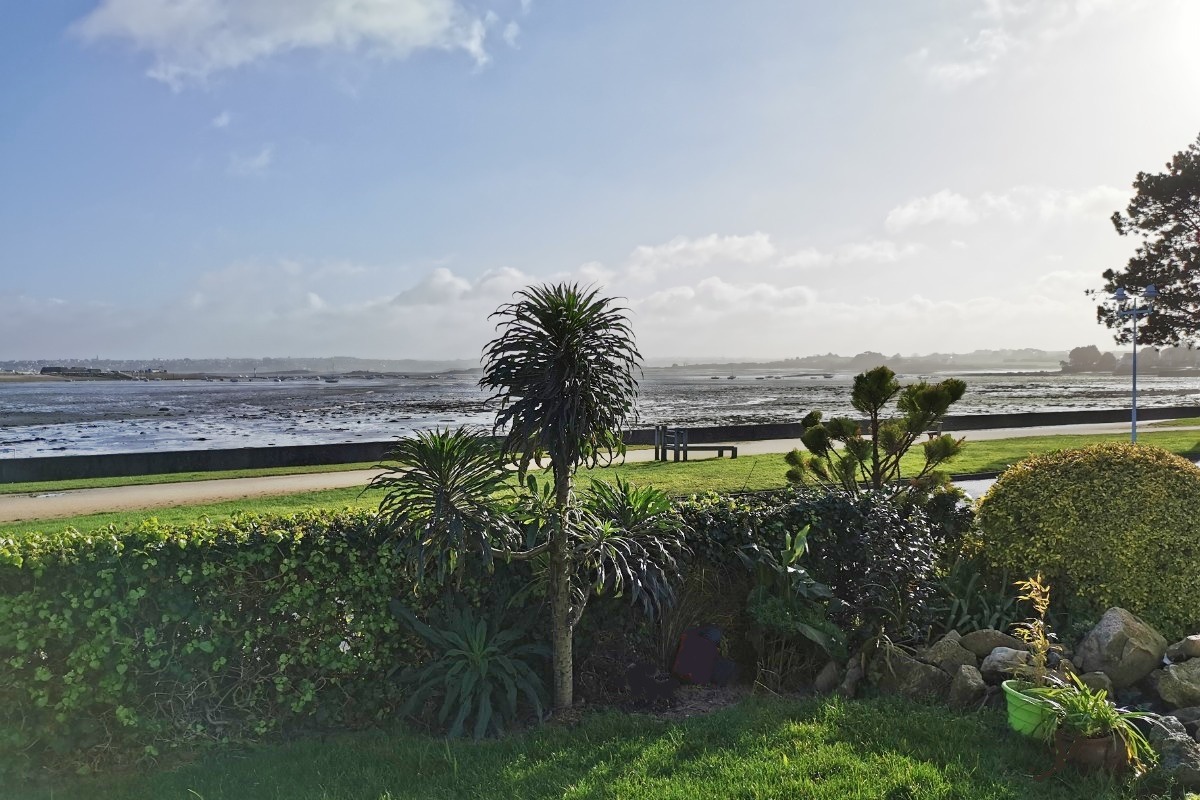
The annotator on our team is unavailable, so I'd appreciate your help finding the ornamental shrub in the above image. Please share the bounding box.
[976,442,1200,639]
[0,511,416,778]
[677,488,946,647]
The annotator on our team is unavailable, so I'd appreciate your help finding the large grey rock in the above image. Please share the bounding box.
[1079,671,1114,697]
[1074,608,1168,689]
[1148,715,1200,789]
[959,629,1027,658]
[1167,635,1200,662]
[921,633,979,676]
[1159,659,1200,709]
[980,647,1031,684]
[813,661,841,695]
[948,664,988,710]
[868,641,950,702]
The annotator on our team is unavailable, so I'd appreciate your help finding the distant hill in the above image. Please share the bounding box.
[648,349,1069,373]
[0,356,480,376]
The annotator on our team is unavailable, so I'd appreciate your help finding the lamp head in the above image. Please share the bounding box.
[1144,284,1158,301]
[1114,287,1128,302]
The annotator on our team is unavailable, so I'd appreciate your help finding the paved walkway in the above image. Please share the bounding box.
[0,420,1185,523]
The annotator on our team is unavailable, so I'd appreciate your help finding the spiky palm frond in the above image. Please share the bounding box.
[480,283,641,477]
[370,426,517,583]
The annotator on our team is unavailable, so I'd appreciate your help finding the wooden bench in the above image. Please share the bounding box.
[653,426,738,462]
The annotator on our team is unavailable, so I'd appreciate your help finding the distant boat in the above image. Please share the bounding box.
[727,375,736,380]
[323,377,339,383]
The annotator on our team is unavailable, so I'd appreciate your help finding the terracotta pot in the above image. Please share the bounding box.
[1053,729,1130,774]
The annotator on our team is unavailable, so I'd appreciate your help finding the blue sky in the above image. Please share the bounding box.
[3,0,1199,360]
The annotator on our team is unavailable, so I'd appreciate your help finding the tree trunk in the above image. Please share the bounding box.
[549,465,574,710]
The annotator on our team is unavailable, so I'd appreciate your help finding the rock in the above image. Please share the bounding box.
[813,661,841,695]
[1147,715,1200,790]
[837,657,866,699]
[1159,659,1200,709]
[959,629,1027,658]
[868,641,950,702]
[1073,608,1168,689]
[921,634,979,676]
[1167,707,1200,739]
[980,647,1031,684]
[1167,635,1200,662]
[1079,671,1114,697]
[948,665,988,710]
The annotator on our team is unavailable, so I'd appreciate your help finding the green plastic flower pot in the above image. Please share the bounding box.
[1002,680,1058,738]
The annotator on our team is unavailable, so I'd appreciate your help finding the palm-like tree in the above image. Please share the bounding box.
[480,283,641,709]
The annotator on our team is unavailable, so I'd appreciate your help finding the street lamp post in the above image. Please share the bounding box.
[1114,285,1157,442]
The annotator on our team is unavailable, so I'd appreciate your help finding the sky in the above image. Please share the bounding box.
[3,0,1200,362]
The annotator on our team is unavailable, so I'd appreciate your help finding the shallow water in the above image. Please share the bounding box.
[1,369,1197,457]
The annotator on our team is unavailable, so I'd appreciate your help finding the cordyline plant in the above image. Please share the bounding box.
[373,283,685,712]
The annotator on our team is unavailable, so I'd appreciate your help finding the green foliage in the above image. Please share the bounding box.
[1010,574,1061,688]
[0,511,411,778]
[977,442,1200,639]
[1033,674,1159,774]
[371,426,516,584]
[1096,132,1200,347]
[677,488,950,647]
[577,478,689,617]
[480,282,641,477]
[479,282,645,710]
[393,600,548,739]
[929,555,1021,636]
[785,365,966,498]
[737,526,847,688]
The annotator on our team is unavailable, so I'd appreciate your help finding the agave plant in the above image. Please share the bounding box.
[392,599,548,740]
[508,476,688,621]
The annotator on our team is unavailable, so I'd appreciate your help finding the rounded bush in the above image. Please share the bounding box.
[976,443,1200,639]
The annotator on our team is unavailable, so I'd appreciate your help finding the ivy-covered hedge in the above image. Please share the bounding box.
[1,488,966,779]
[0,511,414,778]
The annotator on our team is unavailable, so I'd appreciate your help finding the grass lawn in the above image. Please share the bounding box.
[11,695,1158,800]
[5,427,1200,538]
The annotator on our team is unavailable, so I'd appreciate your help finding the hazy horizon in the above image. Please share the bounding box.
[5,2,1200,360]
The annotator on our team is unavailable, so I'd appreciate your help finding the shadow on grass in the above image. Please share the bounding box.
[15,696,1150,800]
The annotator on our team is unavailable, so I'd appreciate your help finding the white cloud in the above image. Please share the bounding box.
[73,0,505,89]
[886,190,980,232]
[391,265,531,306]
[502,21,520,48]
[626,232,776,281]
[885,184,1127,231]
[210,110,231,129]
[228,144,274,176]
[912,0,1142,88]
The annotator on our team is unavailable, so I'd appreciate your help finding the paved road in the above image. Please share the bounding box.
[0,420,1188,524]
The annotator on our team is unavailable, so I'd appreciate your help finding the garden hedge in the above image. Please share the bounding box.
[976,442,1200,639]
[1,488,963,779]
[0,511,414,778]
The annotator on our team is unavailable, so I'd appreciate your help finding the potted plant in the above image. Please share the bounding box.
[1001,574,1063,738]
[1036,673,1159,775]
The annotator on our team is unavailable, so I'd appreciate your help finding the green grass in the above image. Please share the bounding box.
[10,695,1154,800]
[7,428,1200,537]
